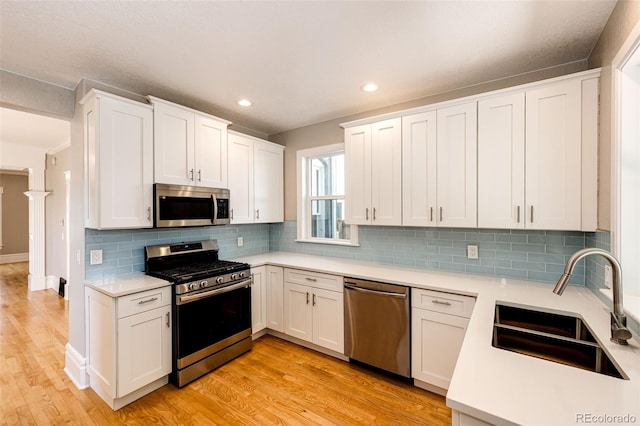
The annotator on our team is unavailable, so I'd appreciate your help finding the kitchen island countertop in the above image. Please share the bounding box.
[235,252,640,426]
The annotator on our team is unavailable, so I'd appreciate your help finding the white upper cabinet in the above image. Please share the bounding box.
[525,79,582,230]
[402,111,437,226]
[149,97,230,188]
[254,140,284,223]
[81,90,154,230]
[478,93,526,229]
[228,131,284,224]
[194,114,228,188]
[402,103,477,228]
[436,102,478,228]
[477,75,598,231]
[344,117,402,225]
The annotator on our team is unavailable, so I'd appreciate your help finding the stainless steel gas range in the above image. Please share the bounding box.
[145,240,252,387]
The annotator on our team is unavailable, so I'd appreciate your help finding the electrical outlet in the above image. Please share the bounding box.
[237,237,244,247]
[90,249,103,265]
[604,265,612,289]
[467,245,479,260]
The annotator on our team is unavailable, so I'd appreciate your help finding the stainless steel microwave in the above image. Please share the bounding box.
[154,184,230,228]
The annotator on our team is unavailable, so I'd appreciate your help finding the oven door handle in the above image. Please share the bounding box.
[177,278,252,305]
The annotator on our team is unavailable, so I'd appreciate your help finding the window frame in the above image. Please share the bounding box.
[296,143,358,246]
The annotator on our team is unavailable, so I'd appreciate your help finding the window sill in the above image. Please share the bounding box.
[295,238,360,247]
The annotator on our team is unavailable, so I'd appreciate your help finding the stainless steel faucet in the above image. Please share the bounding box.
[553,248,632,345]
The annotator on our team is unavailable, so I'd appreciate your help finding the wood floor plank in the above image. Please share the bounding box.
[0,262,451,425]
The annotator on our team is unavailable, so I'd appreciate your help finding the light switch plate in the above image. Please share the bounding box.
[467,245,479,260]
[237,237,244,247]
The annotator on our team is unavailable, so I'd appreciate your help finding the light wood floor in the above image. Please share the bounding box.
[0,262,451,425]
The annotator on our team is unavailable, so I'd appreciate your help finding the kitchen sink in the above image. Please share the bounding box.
[492,303,627,379]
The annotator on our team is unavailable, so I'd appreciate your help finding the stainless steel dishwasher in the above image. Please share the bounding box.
[344,277,411,378]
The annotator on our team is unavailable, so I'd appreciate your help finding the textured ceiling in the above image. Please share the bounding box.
[0,1,616,136]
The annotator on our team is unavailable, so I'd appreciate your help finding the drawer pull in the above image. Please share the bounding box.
[432,299,452,306]
[138,297,158,305]
[166,312,170,328]
[305,277,317,282]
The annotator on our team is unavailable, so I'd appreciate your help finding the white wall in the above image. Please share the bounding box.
[45,148,70,287]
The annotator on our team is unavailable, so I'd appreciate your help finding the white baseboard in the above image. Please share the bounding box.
[64,343,89,389]
[46,275,58,290]
[0,252,28,264]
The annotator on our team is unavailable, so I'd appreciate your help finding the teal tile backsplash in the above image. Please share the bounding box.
[269,221,587,285]
[86,220,596,286]
[85,224,270,279]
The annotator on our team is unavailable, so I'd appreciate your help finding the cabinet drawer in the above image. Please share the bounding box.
[284,268,343,292]
[412,288,475,318]
[117,286,171,318]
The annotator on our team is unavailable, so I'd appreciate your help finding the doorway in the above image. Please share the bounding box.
[0,107,71,292]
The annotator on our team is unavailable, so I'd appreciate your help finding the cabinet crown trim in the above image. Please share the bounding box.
[80,89,153,109]
[147,95,232,125]
[340,68,601,129]
[228,130,285,150]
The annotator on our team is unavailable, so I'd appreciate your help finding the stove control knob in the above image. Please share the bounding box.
[239,271,246,278]
[200,280,208,288]
[216,276,224,285]
[189,283,199,291]
[231,273,238,280]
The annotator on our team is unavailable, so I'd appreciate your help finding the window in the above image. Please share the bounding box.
[297,144,358,245]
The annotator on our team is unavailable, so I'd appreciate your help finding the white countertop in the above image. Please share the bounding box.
[235,252,640,426]
[84,272,170,297]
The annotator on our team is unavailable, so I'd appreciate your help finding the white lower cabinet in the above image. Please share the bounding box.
[411,288,475,394]
[86,286,172,410]
[251,265,284,334]
[265,266,285,332]
[251,266,267,334]
[283,268,344,354]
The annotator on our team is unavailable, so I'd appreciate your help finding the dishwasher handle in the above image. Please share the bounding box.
[344,283,408,299]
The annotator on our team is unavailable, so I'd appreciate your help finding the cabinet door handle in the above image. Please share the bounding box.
[305,277,317,282]
[189,169,194,181]
[197,169,202,181]
[312,293,316,306]
[432,299,452,306]
[365,208,369,220]
[530,206,534,223]
[138,297,158,305]
[373,207,377,221]
[516,206,521,223]
[430,207,433,222]
[256,209,260,220]
[440,207,443,222]
[306,292,310,305]
[147,207,151,222]
[230,209,234,220]
[166,312,170,328]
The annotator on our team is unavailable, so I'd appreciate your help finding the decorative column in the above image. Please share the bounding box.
[24,167,50,292]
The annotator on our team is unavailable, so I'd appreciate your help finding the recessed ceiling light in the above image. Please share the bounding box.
[238,99,252,107]
[361,83,378,92]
